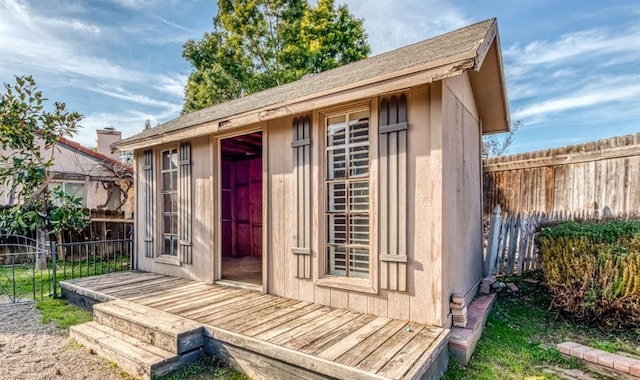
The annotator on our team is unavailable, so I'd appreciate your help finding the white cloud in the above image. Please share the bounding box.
[0,0,143,81]
[341,0,469,54]
[155,74,187,99]
[90,85,182,110]
[504,25,640,79]
[44,17,101,35]
[512,80,640,120]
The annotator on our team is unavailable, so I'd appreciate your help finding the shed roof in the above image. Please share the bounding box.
[115,18,509,151]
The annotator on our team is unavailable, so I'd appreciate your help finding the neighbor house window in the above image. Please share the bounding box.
[161,148,178,256]
[326,109,370,278]
[49,181,85,205]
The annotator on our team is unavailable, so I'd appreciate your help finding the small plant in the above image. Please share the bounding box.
[539,220,640,328]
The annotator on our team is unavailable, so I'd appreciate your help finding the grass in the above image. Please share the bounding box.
[35,298,92,329]
[0,256,130,301]
[444,275,640,379]
[157,356,248,380]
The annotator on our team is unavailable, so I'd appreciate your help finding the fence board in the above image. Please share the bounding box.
[484,133,640,216]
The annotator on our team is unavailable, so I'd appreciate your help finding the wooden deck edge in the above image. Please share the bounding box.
[403,329,450,379]
[203,325,391,380]
[60,281,117,310]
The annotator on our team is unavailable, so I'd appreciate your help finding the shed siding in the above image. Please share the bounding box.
[263,85,441,324]
[441,73,483,326]
[135,136,213,282]
[133,80,484,327]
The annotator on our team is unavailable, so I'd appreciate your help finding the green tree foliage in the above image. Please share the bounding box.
[182,0,370,112]
[0,75,88,237]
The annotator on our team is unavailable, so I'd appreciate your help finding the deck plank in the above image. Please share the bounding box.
[241,303,325,338]
[337,319,408,367]
[268,309,351,346]
[88,272,166,291]
[135,285,215,307]
[253,306,333,341]
[100,276,185,297]
[149,287,231,310]
[317,317,391,361]
[223,299,303,332]
[216,297,295,330]
[178,291,259,320]
[284,311,361,351]
[376,326,444,378]
[301,313,377,356]
[125,282,208,303]
[197,294,277,324]
[355,321,426,373]
[113,277,191,298]
[63,271,142,287]
[162,288,248,315]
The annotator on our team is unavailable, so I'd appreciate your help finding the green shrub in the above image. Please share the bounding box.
[539,220,640,328]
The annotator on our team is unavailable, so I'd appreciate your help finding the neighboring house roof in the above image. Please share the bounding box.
[115,18,509,151]
[57,137,133,175]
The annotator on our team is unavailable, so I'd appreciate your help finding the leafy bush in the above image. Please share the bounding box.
[539,220,640,328]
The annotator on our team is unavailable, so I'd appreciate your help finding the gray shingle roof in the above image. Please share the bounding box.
[115,18,496,149]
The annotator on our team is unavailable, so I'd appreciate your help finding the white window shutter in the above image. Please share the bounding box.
[179,142,193,264]
[379,94,408,291]
[292,116,312,279]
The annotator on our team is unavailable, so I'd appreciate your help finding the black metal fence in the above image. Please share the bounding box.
[0,234,133,303]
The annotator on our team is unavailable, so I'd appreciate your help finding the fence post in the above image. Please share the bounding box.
[51,240,58,299]
[485,204,502,276]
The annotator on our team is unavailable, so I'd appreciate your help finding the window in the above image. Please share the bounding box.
[49,181,85,204]
[161,149,178,256]
[326,109,370,278]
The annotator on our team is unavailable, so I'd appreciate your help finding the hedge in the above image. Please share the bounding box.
[539,220,640,328]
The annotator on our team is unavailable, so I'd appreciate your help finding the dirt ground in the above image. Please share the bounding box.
[0,301,128,380]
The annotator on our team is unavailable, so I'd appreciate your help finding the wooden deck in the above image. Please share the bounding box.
[61,271,450,380]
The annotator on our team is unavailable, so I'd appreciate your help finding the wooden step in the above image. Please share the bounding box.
[71,322,201,380]
[93,299,203,354]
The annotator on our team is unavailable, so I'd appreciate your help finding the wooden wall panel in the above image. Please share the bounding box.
[484,134,640,216]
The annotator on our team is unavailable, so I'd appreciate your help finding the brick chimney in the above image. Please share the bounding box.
[96,127,121,160]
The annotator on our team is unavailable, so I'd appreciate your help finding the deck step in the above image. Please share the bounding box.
[93,299,203,354]
[71,322,201,380]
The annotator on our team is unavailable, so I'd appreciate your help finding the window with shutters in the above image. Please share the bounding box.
[325,109,370,279]
[160,148,178,256]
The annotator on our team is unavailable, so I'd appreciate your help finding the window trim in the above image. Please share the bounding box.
[316,101,378,294]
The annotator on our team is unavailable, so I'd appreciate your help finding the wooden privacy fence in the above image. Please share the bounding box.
[483,204,640,277]
[483,133,640,216]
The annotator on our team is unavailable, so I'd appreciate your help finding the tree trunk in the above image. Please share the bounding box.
[35,229,48,270]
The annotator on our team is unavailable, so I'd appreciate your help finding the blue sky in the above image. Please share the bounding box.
[1,0,638,153]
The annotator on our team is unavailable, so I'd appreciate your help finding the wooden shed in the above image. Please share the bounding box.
[114,18,509,330]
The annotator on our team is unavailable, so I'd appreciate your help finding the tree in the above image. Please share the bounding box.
[0,75,88,265]
[482,121,522,157]
[182,0,370,112]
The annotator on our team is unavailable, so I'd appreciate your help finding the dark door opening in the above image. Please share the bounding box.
[220,131,263,285]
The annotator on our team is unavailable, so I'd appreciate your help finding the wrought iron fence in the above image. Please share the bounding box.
[0,234,51,303]
[0,233,133,303]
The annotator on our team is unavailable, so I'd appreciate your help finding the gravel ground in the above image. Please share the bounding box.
[0,301,129,380]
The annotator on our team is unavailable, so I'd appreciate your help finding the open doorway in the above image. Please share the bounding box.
[220,131,263,286]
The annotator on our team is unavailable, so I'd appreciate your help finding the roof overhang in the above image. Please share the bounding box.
[468,28,511,135]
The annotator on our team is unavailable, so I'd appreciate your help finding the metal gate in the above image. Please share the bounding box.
[0,234,51,303]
